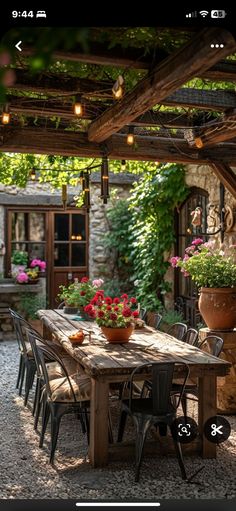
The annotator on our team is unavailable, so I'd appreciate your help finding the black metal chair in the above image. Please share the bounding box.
[36,343,91,464]
[146,312,162,329]
[181,328,199,346]
[140,308,147,322]
[167,322,188,340]
[172,335,224,415]
[117,361,190,482]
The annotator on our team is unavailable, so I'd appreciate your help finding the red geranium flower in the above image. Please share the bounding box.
[114,306,119,312]
[121,293,128,300]
[122,307,132,317]
[80,291,86,296]
[130,297,137,304]
[110,313,118,321]
[105,297,112,304]
[132,310,139,318]
[98,310,105,318]
[81,277,89,283]
[106,305,112,311]
[113,297,120,304]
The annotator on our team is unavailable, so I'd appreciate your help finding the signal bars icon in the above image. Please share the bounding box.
[186,11,197,18]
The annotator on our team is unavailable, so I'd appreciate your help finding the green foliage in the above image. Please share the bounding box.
[11,250,28,265]
[178,247,236,288]
[103,163,188,311]
[161,309,184,325]
[128,163,188,310]
[19,293,46,320]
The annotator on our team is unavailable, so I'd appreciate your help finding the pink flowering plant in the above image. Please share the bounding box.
[30,259,46,271]
[84,293,140,328]
[58,277,104,307]
[170,238,236,288]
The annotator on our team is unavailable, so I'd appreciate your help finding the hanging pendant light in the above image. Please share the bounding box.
[73,96,83,116]
[127,126,135,145]
[2,104,10,125]
[101,156,109,204]
[112,75,124,100]
[121,160,126,171]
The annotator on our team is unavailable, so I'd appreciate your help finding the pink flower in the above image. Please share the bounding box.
[92,278,104,288]
[183,255,190,262]
[39,261,46,271]
[16,271,28,283]
[169,256,181,267]
[185,246,195,254]
[30,259,41,268]
[192,238,204,246]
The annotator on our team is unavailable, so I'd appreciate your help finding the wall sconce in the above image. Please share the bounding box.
[61,184,67,210]
[112,75,124,100]
[73,96,83,116]
[84,172,90,211]
[127,126,135,145]
[101,156,109,204]
[2,104,10,125]
[121,159,126,171]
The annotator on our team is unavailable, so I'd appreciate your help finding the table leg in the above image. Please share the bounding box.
[89,377,109,467]
[198,375,216,458]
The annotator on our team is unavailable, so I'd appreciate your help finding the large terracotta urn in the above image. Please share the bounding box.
[199,287,236,330]
[101,325,134,343]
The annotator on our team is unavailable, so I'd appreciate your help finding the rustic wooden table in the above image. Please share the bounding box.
[37,309,231,467]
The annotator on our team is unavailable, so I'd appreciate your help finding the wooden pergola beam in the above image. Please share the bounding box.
[88,29,236,142]
[2,127,236,164]
[211,162,236,199]
[192,110,236,148]
[23,45,236,82]
[9,69,112,96]
[7,95,193,127]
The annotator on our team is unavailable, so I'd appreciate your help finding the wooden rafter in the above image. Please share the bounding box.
[188,110,236,148]
[2,127,236,165]
[88,29,236,142]
[23,45,236,82]
[211,162,236,199]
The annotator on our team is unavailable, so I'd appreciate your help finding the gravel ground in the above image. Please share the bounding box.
[0,340,236,500]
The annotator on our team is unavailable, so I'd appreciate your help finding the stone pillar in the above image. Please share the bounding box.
[199,327,236,414]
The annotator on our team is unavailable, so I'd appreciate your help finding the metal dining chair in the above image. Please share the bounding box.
[181,328,199,346]
[167,322,188,340]
[117,361,190,482]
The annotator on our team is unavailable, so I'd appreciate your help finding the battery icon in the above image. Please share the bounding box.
[211,10,226,18]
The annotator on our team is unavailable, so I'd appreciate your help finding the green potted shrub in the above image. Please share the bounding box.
[11,250,28,277]
[159,309,184,333]
[19,293,46,335]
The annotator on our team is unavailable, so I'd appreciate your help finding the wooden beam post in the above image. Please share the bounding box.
[211,162,236,199]
[88,28,236,142]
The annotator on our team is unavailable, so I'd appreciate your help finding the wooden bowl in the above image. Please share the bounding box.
[69,330,85,344]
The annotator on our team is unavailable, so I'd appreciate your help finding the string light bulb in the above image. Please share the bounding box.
[2,104,10,125]
[121,160,126,171]
[73,96,83,116]
[30,168,36,181]
[127,126,135,146]
[194,137,204,149]
[112,75,124,100]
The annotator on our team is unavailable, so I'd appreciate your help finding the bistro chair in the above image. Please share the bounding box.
[181,328,199,347]
[140,308,147,322]
[172,335,224,415]
[167,322,187,340]
[36,343,91,464]
[146,313,162,330]
[117,361,190,482]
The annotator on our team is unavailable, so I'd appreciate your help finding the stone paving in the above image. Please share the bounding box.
[0,340,236,500]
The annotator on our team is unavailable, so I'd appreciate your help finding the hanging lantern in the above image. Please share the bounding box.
[61,184,67,210]
[101,156,109,204]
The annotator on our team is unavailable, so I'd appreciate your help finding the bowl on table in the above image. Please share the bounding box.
[68,329,91,345]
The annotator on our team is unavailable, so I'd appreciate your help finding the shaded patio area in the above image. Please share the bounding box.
[1,339,236,500]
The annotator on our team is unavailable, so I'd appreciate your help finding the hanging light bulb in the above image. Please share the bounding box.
[2,104,10,125]
[101,156,109,204]
[61,184,67,210]
[127,126,135,146]
[112,75,124,100]
[73,96,83,116]
[121,160,126,171]
[194,137,204,149]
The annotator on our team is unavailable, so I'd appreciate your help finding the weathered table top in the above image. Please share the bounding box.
[37,309,231,378]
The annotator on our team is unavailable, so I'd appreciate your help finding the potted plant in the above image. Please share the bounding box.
[11,250,28,277]
[19,293,46,335]
[170,239,236,330]
[84,292,139,343]
[58,277,104,315]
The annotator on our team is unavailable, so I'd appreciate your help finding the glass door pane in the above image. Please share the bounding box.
[54,214,69,240]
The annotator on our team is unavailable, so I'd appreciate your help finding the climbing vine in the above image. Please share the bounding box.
[104,163,188,310]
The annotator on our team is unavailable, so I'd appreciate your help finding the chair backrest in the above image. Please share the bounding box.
[182,328,198,346]
[9,308,34,356]
[129,361,189,416]
[26,329,45,377]
[198,335,224,357]
[140,308,147,322]
[37,343,78,403]
[57,301,65,309]
[167,322,187,340]
[146,312,162,329]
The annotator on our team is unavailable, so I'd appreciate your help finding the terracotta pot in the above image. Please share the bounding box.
[199,287,236,330]
[101,325,134,343]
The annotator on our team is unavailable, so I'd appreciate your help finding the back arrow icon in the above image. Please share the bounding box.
[15,41,22,52]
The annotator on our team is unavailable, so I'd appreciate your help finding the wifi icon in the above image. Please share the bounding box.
[199,10,209,17]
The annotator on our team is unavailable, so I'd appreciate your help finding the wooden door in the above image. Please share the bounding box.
[48,210,88,307]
